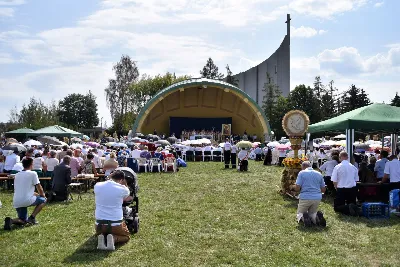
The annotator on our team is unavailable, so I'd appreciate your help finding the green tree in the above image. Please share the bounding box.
[288,84,321,123]
[391,92,400,107]
[225,64,238,86]
[262,72,281,122]
[339,84,371,113]
[200,58,224,80]
[313,76,324,99]
[320,80,337,120]
[270,96,290,138]
[58,91,99,130]
[129,72,191,116]
[105,55,139,135]
[16,97,58,129]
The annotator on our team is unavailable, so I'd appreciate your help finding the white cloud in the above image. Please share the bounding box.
[291,26,326,38]
[374,2,384,7]
[0,0,25,5]
[0,7,13,16]
[291,45,400,81]
[288,0,367,19]
[0,52,14,63]
[0,62,115,124]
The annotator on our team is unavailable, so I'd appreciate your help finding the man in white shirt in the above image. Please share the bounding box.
[331,151,359,216]
[381,154,400,202]
[4,149,20,173]
[223,138,231,169]
[130,147,142,159]
[319,155,339,193]
[237,147,249,171]
[231,143,238,169]
[94,170,132,250]
[4,158,46,230]
[92,149,102,171]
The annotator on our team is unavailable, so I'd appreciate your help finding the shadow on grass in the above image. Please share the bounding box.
[0,223,31,236]
[63,235,125,264]
[297,225,330,233]
[335,213,400,228]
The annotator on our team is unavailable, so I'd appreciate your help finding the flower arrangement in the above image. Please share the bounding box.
[282,156,308,168]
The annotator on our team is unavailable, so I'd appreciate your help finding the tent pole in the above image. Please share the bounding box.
[346,129,354,163]
[391,133,398,155]
[381,132,384,151]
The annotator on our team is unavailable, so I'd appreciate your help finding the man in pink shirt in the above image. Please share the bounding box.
[66,150,81,178]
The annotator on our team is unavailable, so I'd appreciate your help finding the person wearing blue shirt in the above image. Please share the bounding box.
[295,161,326,227]
[374,150,389,181]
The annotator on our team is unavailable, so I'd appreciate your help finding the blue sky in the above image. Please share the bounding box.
[0,0,399,126]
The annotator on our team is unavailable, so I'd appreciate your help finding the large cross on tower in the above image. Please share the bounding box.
[285,14,291,42]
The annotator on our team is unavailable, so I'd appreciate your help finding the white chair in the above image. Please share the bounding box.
[150,158,162,172]
[138,158,149,173]
[163,158,176,172]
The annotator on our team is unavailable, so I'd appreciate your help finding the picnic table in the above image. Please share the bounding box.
[0,174,100,192]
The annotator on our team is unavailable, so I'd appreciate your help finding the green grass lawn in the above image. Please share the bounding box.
[1,162,400,267]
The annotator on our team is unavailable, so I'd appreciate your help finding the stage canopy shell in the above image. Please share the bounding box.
[132,78,271,140]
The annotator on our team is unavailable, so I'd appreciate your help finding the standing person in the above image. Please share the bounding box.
[223,138,231,169]
[94,170,132,250]
[237,147,249,172]
[264,147,272,166]
[319,155,339,193]
[4,158,47,230]
[295,161,326,227]
[230,142,237,169]
[374,150,389,181]
[381,154,400,202]
[331,151,360,216]
[51,156,72,201]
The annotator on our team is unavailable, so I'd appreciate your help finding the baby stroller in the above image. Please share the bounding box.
[115,167,140,234]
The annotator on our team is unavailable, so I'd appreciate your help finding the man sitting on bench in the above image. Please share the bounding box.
[94,170,133,250]
[237,147,249,172]
[4,158,47,230]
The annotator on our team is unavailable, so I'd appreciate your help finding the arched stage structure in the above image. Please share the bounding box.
[132,78,271,141]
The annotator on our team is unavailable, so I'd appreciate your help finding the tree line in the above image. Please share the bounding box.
[6,54,400,138]
[262,74,400,138]
[7,92,99,131]
[104,55,238,135]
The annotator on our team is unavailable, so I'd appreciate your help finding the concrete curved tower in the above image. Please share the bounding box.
[234,14,291,106]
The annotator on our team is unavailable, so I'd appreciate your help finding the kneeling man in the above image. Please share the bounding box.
[295,161,326,227]
[94,170,132,250]
[4,158,47,230]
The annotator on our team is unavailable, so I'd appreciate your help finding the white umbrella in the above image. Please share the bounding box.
[198,138,211,144]
[333,134,346,140]
[114,143,128,148]
[24,140,42,147]
[320,140,336,146]
[267,141,280,147]
[182,140,192,145]
[71,143,83,149]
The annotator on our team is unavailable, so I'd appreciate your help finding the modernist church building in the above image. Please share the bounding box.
[234,14,291,107]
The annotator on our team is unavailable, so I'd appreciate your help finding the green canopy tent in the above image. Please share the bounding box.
[308,103,400,156]
[29,125,83,138]
[5,128,34,140]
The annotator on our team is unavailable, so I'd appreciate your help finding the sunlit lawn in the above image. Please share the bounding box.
[1,161,400,267]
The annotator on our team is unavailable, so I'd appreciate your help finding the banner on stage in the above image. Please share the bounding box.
[222,124,231,136]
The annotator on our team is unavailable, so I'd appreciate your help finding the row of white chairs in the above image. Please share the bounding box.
[181,150,224,162]
[137,158,177,173]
